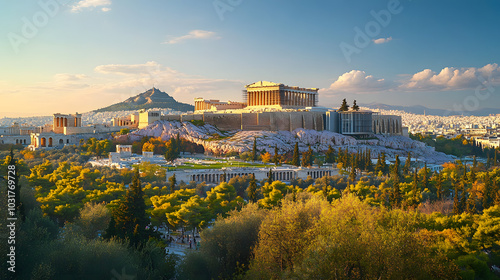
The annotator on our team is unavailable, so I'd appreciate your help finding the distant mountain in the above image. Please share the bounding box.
[362,103,500,116]
[94,88,194,112]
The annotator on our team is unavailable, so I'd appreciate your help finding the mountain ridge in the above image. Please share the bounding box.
[362,103,500,116]
[94,88,194,112]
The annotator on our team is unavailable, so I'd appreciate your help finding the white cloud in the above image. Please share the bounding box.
[1,61,244,115]
[54,73,87,82]
[401,64,500,91]
[162,30,219,44]
[372,37,392,44]
[321,70,390,94]
[93,61,243,104]
[321,64,500,95]
[71,0,111,12]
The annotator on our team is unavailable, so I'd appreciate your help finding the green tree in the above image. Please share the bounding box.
[112,168,149,247]
[205,182,244,218]
[168,173,177,194]
[291,143,300,167]
[352,99,359,111]
[74,202,111,239]
[267,168,273,184]
[325,145,335,164]
[273,146,280,165]
[338,98,349,111]
[391,157,402,208]
[301,146,314,167]
[349,161,357,183]
[403,152,412,175]
[180,204,267,280]
[422,163,429,189]
[251,138,257,161]
[436,172,443,200]
[247,174,258,203]
[119,128,130,135]
[164,136,181,162]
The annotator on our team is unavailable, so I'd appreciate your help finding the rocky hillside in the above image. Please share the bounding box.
[94,88,194,112]
[117,120,454,164]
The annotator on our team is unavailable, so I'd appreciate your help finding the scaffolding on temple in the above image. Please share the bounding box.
[242,90,248,104]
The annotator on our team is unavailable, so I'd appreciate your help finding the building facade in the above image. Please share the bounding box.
[372,114,403,135]
[112,113,139,129]
[53,113,82,134]
[244,81,319,108]
[194,98,247,112]
[325,110,403,136]
[138,110,161,129]
[167,166,339,184]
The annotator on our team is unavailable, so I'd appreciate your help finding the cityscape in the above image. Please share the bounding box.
[1,1,500,279]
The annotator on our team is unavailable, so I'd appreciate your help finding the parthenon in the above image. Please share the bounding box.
[244,81,318,108]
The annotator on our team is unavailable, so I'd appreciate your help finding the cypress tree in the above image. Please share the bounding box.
[325,145,335,164]
[291,143,300,167]
[251,138,257,161]
[486,154,492,168]
[453,180,460,215]
[352,100,360,111]
[392,155,401,181]
[113,168,148,247]
[436,172,443,200]
[365,149,373,171]
[247,174,258,203]
[375,154,383,175]
[459,172,468,213]
[349,161,357,183]
[466,190,477,214]
[339,98,349,111]
[103,216,117,240]
[482,172,491,209]
[169,173,177,194]
[411,168,420,208]
[391,157,402,208]
[422,163,428,190]
[403,152,411,175]
[469,164,477,184]
[381,153,388,174]
[302,146,313,167]
[273,145,280,165]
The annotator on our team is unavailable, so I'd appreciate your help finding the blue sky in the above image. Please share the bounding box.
[1,0,499,116]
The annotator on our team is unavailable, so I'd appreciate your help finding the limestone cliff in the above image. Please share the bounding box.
[118,120,453,164]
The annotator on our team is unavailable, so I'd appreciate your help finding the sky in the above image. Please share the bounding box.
[1,0,499,117]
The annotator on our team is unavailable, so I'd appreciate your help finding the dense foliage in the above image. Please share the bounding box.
[1,142,500,279]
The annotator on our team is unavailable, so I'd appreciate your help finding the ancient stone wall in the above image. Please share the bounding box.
[203,113,242,131]
[161,115,181,121]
